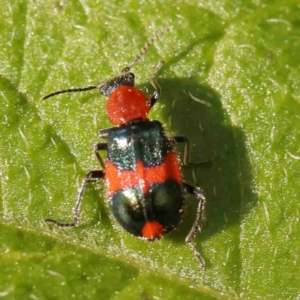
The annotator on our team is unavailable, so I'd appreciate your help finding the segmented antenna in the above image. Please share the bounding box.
[122,27,171,72]
[42,85,98,100]
[42,27,170,100]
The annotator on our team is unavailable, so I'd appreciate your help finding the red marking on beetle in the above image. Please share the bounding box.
[142,221,164,239]
[105,151,182,196]
[107,86,151,125]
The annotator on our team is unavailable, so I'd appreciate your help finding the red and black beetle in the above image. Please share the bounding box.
[43,32,210,268]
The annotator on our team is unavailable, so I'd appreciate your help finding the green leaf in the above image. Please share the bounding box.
[1,1,299,299]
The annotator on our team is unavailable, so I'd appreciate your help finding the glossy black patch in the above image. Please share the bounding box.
[107,120,172,170]
[110,180,184,237]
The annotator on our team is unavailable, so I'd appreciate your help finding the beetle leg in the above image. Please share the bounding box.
[45,170,105,227]
[45,142,107,227]
[94,142,107,169]
[98,127,115,138]
[150,60,164,108]
[183,182,206,269]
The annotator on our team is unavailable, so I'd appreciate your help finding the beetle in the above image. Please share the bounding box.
[43,32,210,268]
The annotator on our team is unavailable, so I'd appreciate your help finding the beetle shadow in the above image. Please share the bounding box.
[145,75,257,267]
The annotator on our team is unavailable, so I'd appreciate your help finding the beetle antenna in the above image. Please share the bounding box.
[42,85,98,100]
[122,27,170,73]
